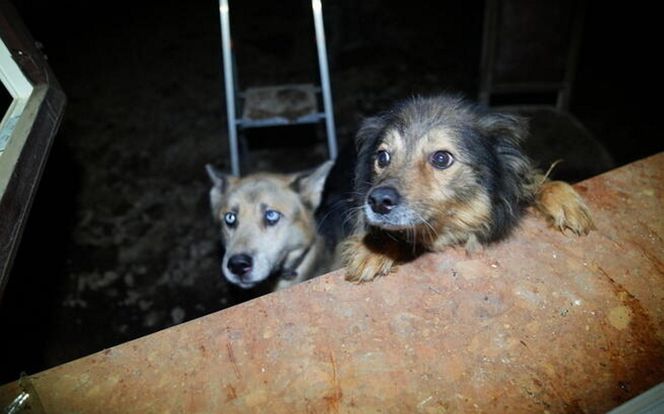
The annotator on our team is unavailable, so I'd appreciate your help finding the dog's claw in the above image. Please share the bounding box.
[343,236,395,283]
[345,261,393,283]
[537,181,595,236]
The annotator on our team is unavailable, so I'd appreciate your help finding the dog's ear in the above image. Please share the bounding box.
[477,112,529,145]
[477,111,532,182]
[476,111,536,233]
[205,164,236,220]
[290,160,334,211]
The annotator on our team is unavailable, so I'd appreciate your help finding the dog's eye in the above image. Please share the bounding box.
[264,209,281,225]
[430,151,454,169]
[224,212,237,227]
[376,150,391,168]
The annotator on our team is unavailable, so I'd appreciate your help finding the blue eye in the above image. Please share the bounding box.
[376,150,391,168]
[264,209,281,225]
[224,212,237,227]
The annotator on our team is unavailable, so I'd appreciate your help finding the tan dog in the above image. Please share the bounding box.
[206,161,336,290]
[343,94,594,282]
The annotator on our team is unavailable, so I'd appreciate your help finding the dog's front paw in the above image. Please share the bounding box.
[342,236,396,283]
[536,181,595,235]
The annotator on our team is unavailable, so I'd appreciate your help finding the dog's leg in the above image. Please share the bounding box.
[343,233,401,282]
[463,234,482,256]
[536,181,594,235]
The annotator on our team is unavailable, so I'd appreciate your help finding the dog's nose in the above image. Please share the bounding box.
[368,186,400,214]
[227,254,253,277]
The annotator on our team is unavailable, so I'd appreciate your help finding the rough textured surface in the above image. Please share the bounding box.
[2,153,663,413]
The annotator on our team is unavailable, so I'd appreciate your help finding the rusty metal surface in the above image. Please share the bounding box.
[2,153,663,413]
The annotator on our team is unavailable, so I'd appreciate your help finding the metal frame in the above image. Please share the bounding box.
[311,0,337,162]
[0,38,33,154]
[218,0,337,176]
[0,2,66,298]
[479,0,586,111]
[218,0,240,177]
[608,382,664,414]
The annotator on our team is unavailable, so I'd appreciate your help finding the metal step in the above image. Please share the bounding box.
[238,84,324,128]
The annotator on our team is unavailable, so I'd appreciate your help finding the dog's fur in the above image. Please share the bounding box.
[343,94,594,282]
[206,161,339,290]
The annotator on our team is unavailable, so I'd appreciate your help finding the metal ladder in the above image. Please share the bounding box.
[218,0,338,176]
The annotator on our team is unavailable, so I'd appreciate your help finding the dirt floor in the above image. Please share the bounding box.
[1,1,661,383]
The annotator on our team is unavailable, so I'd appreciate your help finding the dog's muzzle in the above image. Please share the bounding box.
[368,186,400,215]
[365,185,423,230]
[227,253,253,279]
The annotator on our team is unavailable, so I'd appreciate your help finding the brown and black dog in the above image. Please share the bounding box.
[343,94,594,282]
